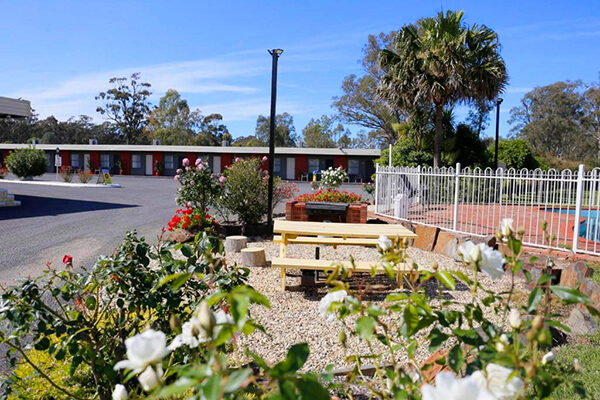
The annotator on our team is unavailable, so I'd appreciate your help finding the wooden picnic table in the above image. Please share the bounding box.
[271,220,418,290]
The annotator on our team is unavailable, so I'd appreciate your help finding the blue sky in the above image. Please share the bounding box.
[1,0,599,142]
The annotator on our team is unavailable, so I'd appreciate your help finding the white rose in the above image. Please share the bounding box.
[542,351,556,365]
[169,309,234,350]
[138,365,160,392]
[114,329,170,372]
[509,308,522,329]
[112,384,128,400]
[318,290,347,322]
[479,244,505,279]
[421,371,496,400]
[472,363,523,400]
[378,235,392,251]
[197,301,216,333]
[495,334,510,352]
[501,218,514,237]
[458,242,505,279]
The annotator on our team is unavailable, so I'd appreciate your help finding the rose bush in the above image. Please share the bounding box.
[166,206,219,234]
[175,158,222,212]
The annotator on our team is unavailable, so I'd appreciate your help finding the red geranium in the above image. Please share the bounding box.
[166,207,218,233]
[295,189,363,204]
[62,255,73,264]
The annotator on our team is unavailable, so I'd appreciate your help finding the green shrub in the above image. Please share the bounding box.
[376,137,433,167]
[2,342,94,400]
[494,139,541,170]
[219,157,269,225]
[5,147,48,179]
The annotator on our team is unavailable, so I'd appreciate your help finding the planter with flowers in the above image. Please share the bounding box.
[287,166,368,223]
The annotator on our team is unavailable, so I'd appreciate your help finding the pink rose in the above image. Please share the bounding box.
[198,163,205,170]
[186,201,193,208]
[185,166,191,171]
[182,158,190,167]
[190,180,195,185]
[176,168,182,174]
[219,176,226,184]
[174,175,180,181]
[235,157,240,163]
[262,156,268,162]
[195,158,202,166]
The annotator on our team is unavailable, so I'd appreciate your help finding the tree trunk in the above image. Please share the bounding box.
[434,104,443,168]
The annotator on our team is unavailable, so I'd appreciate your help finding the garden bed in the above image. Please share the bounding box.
[286,201,368,223]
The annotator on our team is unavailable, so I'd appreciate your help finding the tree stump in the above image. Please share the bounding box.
[225,235,247,253]
[240,247,266,267]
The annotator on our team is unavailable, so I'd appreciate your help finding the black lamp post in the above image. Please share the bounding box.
[494,98,503,169]
[267,48,283,231]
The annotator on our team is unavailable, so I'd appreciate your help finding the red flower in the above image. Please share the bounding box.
[62,255,73,264]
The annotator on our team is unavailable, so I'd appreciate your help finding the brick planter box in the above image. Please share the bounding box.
[285,201,368,223]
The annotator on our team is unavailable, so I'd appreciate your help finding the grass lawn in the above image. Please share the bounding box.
[550,331,600,399]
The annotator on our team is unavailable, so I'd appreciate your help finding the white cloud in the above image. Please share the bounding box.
[505,87,532,94]
[11,54,270,120]
[193,98,311,121]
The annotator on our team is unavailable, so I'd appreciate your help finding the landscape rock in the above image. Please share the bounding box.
[560,261,592,289]
[433,231,461,259]
[577,278,600,311]
[412,225,439,251]
[166,228,194,243]
[469,235,497,249]
[567,307,599,336]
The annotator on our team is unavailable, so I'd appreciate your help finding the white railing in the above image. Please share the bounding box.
[375,163,600,256]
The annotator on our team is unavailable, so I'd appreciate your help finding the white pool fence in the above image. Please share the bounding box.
[374,164,600,256]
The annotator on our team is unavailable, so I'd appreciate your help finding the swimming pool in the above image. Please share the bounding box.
[553,208,600,241]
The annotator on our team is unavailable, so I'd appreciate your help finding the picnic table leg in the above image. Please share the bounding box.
[281,268,286,290]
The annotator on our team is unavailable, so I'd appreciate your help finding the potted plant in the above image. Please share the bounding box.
[154,160,164,176]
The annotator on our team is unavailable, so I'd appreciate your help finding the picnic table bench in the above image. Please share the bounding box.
[272,220,418,290]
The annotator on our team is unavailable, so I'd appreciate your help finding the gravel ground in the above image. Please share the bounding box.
[226,240,529,373]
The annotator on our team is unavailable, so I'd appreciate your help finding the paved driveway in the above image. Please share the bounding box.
[0,174,369,285]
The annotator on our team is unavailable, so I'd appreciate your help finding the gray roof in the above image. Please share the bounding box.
[0,97,31,119]
[0,143,381,157]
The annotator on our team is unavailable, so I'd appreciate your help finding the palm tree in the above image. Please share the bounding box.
[378,10,508,167]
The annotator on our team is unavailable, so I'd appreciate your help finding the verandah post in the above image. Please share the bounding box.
[452,163,461,232]
[572,164,585,253]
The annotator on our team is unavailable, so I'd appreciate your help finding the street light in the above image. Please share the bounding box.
[267,48,283,231]
[494,98,503,170]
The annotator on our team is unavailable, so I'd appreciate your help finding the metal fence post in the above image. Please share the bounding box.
[374,164,379,213]
[452,163,461,232]
[572,164,585,253]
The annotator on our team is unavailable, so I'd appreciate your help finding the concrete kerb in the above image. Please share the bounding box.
[1,179,121,188]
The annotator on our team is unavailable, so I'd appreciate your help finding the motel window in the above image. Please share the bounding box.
[308,158,320,173]
[100,154,110,169]
[274,158,281,173]
[132,154,141,169]
[71,154,80,168]
[164,155,174,169]
[348,159,359,176]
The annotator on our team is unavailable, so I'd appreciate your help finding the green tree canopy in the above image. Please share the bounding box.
[493,139,542,170]
[302,115,346,148]
[508,81,594,160]
[333,32,402,147]
[379,10,508,167]
[254,113,297,147]
[145,89,201,145]
[96,72,152,144]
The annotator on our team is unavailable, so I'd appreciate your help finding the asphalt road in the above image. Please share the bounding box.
[0,174,369,286]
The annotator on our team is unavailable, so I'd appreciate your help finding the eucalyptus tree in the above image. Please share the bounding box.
[378,10,507,167]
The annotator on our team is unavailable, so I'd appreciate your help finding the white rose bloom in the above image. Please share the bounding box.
[509,308,522,329]
[169,309,234,350]
[542,351,556,365]
[501,218,514,237]
[421,371,496,400]
[114,329,170,372]
[496,333,510,352]
[472,363,523,400]
[112,384,128,400]
[318,290,347,322]
[378,235,392,251]
[138,365,160,392]
[458,242,505,279]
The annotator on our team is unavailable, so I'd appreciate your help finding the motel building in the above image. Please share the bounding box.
[0,142,380,182]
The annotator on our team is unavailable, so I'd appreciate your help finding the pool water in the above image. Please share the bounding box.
[554,208,600,241]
